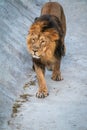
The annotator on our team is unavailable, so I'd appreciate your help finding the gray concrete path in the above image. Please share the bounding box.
[0,0,87,130]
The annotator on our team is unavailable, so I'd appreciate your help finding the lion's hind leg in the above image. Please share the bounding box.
[46,64,54,71]
[51,59,63,81]
[61,43,66,56]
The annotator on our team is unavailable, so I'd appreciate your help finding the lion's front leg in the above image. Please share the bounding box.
[51,59,63,81]
[34,62,49,98]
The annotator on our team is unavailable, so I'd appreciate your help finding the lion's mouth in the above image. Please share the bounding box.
[32,55,40,59]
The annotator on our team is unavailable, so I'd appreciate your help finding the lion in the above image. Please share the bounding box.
[27,2,66,98]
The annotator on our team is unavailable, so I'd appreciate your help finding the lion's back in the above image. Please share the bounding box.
[41,2,66,35]
[41,2,62,19]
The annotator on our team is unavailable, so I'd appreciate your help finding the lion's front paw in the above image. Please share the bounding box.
[36,90,49,98]
[51,72,63,81]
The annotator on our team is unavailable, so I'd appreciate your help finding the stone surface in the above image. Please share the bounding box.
[0,0,87,130]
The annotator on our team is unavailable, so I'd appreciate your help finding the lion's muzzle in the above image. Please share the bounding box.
[32,48,40,59]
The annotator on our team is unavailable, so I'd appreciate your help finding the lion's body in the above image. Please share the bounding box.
[41,2,66,38]
[27,2,66,98]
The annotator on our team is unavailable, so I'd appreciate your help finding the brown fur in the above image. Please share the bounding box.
[41,2,66,39]
[27,2,66,98]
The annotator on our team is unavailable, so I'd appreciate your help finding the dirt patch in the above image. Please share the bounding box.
[23,79,36,89]
[20,94,33,100]
[11,93,33,118]
[11,102,22,117]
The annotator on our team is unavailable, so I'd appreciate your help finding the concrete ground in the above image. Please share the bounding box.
[0,0,87,130]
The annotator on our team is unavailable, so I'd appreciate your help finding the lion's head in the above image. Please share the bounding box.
[27,15,62,62]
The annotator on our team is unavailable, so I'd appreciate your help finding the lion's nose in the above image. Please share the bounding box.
[34,50,37,52]
[33,49,37,53]
[33,46,39,53]
[33,48,38,55]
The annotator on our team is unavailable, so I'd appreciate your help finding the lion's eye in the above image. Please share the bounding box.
[32,38,35,43]
[41,40,45,46]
